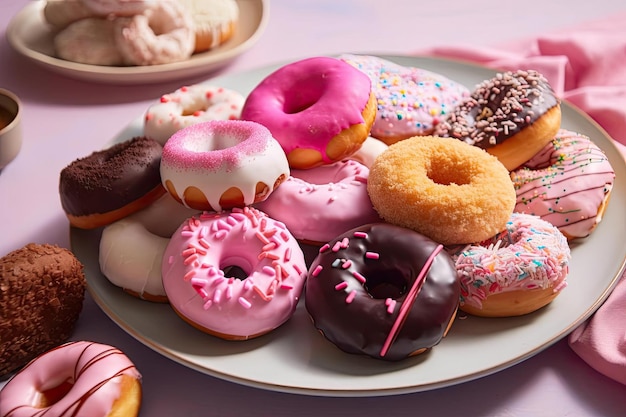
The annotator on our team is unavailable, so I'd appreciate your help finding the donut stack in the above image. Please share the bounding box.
[52,55,615,363]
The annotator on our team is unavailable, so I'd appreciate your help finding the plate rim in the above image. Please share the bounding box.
[72,54,626,396]
[6,0,269,84]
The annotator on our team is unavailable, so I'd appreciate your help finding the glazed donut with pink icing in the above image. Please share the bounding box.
[144,84,245,145]
[99,193,199,302]
[454,213,571,317]
[0,341,142,417]
[511,129,615,240]
[160,120,289,212]
[340,54,470,145]
[255,159,381,245]
[114,1,195,65]
[161,207,307,340]
[240,56,377,169]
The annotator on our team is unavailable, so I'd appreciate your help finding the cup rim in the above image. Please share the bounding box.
[0,88,21,135]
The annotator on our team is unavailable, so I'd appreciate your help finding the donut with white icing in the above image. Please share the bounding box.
[144,84,245,146]
[160,120,290,212]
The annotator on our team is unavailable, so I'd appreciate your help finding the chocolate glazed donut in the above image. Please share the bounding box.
[305,223,460,361]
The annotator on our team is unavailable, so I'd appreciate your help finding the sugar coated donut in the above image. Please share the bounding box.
[454,213,571,317]
[435,69,561,170]
[160,119,290,212]
[0,244,85,377]
[114,1,195,65]
[255,160,381,245]
[81,0,149,16]
[177,0,239,53]
[511,129,615,240]
[340,54,470,145]
[241,56,377,169]
[144,84,245,146]
[367,136,516,245]
[0,341,142,417]
[54,17,125,66]
[305,223,460,361]
[59,136,165,229]
[161,207,307,340]
[99,193,199,302]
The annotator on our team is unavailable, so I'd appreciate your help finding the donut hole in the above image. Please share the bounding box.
[220,257,253,280]
[363,269,407,299]
[184,133,242,152]
[426,155,472,186]
[222,265,249,280]
[38,379,74,407]
[282,87,323,114]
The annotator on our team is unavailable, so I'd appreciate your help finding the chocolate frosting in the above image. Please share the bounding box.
[305,223,460,361]
[59,136,162,216]
[435,69,559,148]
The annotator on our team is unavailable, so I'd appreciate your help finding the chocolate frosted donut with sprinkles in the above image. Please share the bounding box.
[305,223,460,361]
[435,69,561,170]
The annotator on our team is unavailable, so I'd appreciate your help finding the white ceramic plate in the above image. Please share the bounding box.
[70,55,626,396]
[6,0,268,84]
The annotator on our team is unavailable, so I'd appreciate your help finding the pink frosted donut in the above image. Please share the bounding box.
[510,129,615,240]
[161,207,308,340]
[240,56,376,169]
[454,213,571,317]
[82,0,149,16]
[160,120,290,212]
[0,341,142,417]
[255,159,381,245]
[114,1,194,65]
[340,54,470,145]
[144,84,245,145]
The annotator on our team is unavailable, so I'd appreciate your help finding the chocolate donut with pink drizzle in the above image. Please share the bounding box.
[305,223,460,361]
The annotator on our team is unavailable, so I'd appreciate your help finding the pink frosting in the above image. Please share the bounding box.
[510,129,615,239]
[0,341,141,417]
[161,207,307,339]
[240,56,372,164]
[254,160,382,244]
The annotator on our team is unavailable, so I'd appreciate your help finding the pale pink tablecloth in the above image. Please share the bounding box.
[420,12,626,386]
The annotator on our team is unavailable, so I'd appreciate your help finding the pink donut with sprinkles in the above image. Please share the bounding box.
[510,129,615,240]
[305,223,460,361]
[161,207,307,340]
[144,84,245,145]
[160,119,290,212]
[454,212,571,317]
[340,54,470,145]
[255,159,381,245]
[240,56,376,169]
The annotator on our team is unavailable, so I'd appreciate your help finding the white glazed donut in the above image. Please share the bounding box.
[161,207,308,340]
[255,160,381,245]
[114,1,195,65]
[177,0,239,53]
[144,84,245,145]
[160,120,290,212]
[99,193,199,302]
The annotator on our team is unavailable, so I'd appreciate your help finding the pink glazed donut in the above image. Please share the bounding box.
[255,159,381,245]
[240,56,376,169]
[510,129,615,240]
[161,207,307,340]
[0,341,142,417]
[160,119,290,212]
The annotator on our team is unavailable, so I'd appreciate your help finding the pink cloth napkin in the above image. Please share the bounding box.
[419,13,626,385]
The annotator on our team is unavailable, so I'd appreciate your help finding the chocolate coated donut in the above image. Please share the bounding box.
[305,223,460,361]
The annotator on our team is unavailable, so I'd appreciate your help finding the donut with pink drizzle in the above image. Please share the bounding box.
[305,223,459,361]
[255,159,381,245]
[0,341,142,417]
[454,213,571,317]
[144,84,245,145]
[160,119,289,211]
[340,54,470,145]
[161,207,307,340]
[240,56,376,169]
[510,129,615,240]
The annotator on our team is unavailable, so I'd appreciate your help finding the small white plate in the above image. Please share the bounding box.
[6,0,268,84]
[71,55,626,396]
